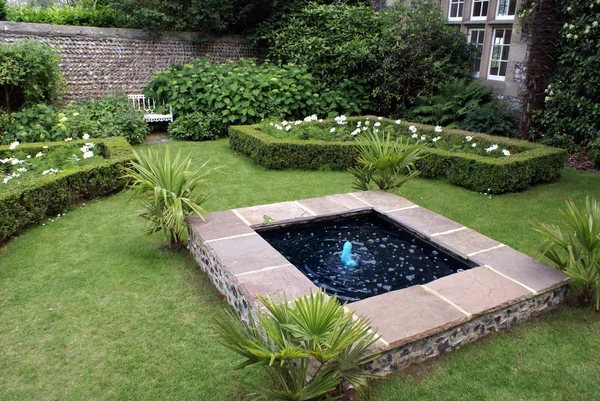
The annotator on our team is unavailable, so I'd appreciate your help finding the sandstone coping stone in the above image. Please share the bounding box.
[234,201,313,225]
[348,286,469,349]
[236,264,320,301]
[425,266,533,316]
[469,247,568,293]
[207,234,290,275]
[187,211,254,241]
[433,229,502,256]
[348,191,416,211]
[298,193,370,215]
[387,207,465,237]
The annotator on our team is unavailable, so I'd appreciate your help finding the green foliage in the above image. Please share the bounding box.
[539,133,578,154]
[6,3,133,28]
[461,102,520,137]
[1,94,148,145]
[407,79,493,127]
[0,39,64,113]
[214,291,380,400]
[123,148,222,248]
[229,117,568,194]
[0,0,6,20]
[533,197,600,310]
[144,58,360,125]
[0,137,133,243]
[533,1,600,146]
[350,128,428,192]
[168,111,226,141]
[592,137,600,168]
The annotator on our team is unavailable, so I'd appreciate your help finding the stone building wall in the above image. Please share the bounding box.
[0,22,265,100]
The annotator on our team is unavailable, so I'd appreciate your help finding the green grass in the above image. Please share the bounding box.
[1,138,599,400]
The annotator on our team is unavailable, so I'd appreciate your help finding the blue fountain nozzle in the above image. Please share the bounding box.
[341,241,358,268]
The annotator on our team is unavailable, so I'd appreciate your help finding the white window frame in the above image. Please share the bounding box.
[470,0,489,21]
[488,28,512,82]
[448,0,465,21]
[496,0,516,20]
[467,29,486,78]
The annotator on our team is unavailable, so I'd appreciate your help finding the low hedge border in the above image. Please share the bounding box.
[229,116,568,194]
[0,137,135,243]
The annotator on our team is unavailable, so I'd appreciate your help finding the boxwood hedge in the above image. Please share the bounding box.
[0,137,134,243]
[229,117,568,194]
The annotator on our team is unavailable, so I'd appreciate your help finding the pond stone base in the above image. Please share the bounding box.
[187,191,568,375]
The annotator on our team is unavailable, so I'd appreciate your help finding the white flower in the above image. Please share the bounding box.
[362,127,368,131]
[432,136,441,142]
[82,133,90,140]
[17,167,27,172]
[411,134,418,139]
[26,154,31,159]
[303,116,312,122]
[434,126,443,133]
[285,125,292,131]
[502,149,511,156]
[83,151,94,159]
[420,135,426,141]
[42,168,59,175]
[593,21,599,28]
[294,120,302,125]
[85,142,95,148]
[9,141,19,150]
[275,125,283,130]
[72,112,80,117]
[282,120,288,125]
[43,146,48,149]
[374,122,381,127]
[334,115,347,125]
[65,137,73,142]
[472,143,477,148]
[10,158,24,165]
[377,117,383,120]
[364,120,370,126]
[269,122,274,126]
[485,144,499,153]
[395,120,401,124]
[330,127,336,133]
[409,125,417,133]
[309,114,318,121]
[35,152,44,158]
[318,119,323,123]
[465,136,473,142]
[351,129,361,136]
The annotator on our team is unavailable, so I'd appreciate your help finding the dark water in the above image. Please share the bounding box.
[258,213,474,302]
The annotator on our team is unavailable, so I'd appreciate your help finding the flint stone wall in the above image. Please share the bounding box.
[0,22,265,100]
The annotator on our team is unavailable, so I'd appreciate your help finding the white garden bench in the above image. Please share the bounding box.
[128,94,173,123]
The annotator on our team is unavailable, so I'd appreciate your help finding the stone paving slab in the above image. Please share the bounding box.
[433,229,502,256]
[208,234,290,275]
[348,286,469,349]
[425,267,533,316]
[387,207,465,237]
[470,247,568,293]
[349,191,416,212]
[235,201,313,225]
[236,264,319,301]
[298,194,370,215]
[187,211,254,241]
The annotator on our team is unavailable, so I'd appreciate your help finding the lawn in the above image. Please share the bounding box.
[1,139,599,400]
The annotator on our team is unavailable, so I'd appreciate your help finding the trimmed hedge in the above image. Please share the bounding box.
[229,117,568,194]
[0,137,134,243]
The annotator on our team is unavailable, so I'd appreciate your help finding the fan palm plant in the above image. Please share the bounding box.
[214,291,381,400]
[533,196,600,310]
[349,127,428,192]
[123,148,222,249]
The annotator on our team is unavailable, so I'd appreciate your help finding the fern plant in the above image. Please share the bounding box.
[407,79,493,127]
[123,148,223,249]
[214,291,381,400]
[350,128,428,192]
[533,197,600,310]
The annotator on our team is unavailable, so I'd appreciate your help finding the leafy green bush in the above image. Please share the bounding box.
[350,128,428,192]
[592,138,600,168]
[123,149,223,249]
[407,79,493,127]
[167,111,226,141]
[0,40,64,113]
[6,3,134,28]
[229,117,567,194]
[539,133,579,154]
[214,291,380,400]
[0,137,133,243]
[144,58,360,125]
[533,1,600,146]
[533,197,600,311]
[0,0,6,20]
[1,94,148,145]
[461,102,520,137]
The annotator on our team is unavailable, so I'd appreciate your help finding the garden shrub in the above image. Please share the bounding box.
[0,137,134,243]
[6,3,133,28]
[1,94,148,145]
[229,116,567,194]
[0,0,6,20]
[533,1,600,146]
[461,102,520,138]
[144,58,361,125]
[167,111,226,141]
[592,138,600,168]
[0,39,64,113]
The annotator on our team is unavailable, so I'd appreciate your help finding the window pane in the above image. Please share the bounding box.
[482,2,488,16]
[458,3,464,17]
[501,47,510,60]
[508,0,517,15]
[499,62,507,76]
[505,29,512,44]
[451,4,457,17]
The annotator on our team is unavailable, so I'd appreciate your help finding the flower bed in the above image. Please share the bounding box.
[0,137,134,243]
[229,116,568,194]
